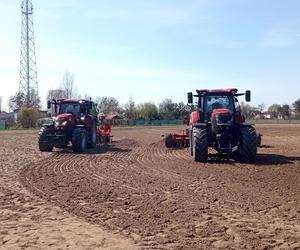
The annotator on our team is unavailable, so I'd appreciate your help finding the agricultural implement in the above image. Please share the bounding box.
[163,88,262,162]
[38,99,112,153]
[163,129,190,148]
[97,123,113,145]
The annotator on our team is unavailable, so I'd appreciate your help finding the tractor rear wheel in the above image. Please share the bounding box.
[189,128,193,156]
[87,122,97,148]
[72,128,87,152]
[239,126,257,162]
[38,126,53,152]
[164,133,174,148]
[193,128,208,162]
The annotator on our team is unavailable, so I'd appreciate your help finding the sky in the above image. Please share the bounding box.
[0,0,300,111]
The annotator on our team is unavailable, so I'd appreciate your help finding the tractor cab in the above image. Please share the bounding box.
[48,99,96,117]
[188,88,249,125]
[58,101,81,116]
[204,94,234,122]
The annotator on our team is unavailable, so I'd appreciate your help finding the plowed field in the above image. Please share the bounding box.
[1,125,300,249]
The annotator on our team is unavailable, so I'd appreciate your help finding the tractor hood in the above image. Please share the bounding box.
[55,113,75,126]
[211,109,232,124]
[211,108,233,134]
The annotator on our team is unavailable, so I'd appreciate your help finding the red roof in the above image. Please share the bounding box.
[105,114,123,120]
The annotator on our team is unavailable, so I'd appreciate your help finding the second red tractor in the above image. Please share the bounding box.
[38,99,98,152]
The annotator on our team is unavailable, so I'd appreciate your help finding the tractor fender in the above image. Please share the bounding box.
[191,123,207,129]
[85,115,93,129]
[190,111,199,125]
[239,123,254,127]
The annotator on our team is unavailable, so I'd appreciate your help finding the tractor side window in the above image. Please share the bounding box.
[90,104,98,117]
[80,105,87,115]
[235,98,241,111]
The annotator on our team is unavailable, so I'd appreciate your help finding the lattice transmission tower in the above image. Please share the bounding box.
[19,0,38,107]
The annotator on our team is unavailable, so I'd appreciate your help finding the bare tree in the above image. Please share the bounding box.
[47,89,67,100]
[240,102,255,120]
[159,99,175,119]
[95,96,120,114]
[60,71,78,99]
[124,95,137,119]
[257,103,266,113]
[8,91,25,111]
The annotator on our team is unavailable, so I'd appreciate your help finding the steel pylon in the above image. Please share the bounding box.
[19,0,38,107]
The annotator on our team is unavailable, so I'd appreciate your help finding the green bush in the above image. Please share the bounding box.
[18,107,40,128]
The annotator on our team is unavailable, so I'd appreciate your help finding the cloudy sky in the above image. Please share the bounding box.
[0,0,299,110]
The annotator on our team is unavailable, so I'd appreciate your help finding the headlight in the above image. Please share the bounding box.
[55,117,71,126]
[80,116,85,122]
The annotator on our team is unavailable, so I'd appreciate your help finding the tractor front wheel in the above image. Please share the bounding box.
[193,128,208,162]
[239,126,257,162]
[72,128,87,152]
[38,126,54,152]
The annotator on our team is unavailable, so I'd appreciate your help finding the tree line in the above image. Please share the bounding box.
[6,71,300,126]
[95,96,190,120]
[240,101,300,120]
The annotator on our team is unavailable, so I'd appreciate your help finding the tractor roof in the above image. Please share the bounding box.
[55,99,93,104]
[197,88,238,94]
[61,99,80,103]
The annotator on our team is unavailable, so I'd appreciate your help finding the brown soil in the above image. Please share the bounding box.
[1,124,300,249]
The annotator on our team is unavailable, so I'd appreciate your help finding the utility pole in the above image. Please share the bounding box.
[19,0,38,107]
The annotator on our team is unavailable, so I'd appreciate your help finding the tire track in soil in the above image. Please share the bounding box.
[20,127,300,249]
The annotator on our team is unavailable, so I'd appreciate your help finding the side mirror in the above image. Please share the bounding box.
[47,100,51,109]
[187,92,193,104]
[245,90,251,102]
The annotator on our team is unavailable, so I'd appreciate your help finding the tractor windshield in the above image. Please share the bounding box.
[205,95,234,118]
[58,102,80,116]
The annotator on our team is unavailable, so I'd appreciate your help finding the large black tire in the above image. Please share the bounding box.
[164,133,174,148]
[87,122,97,148]
[72,128,87,153]
[256,133,262,147]
[239,126,257,162]
[38,127,53,152]
[193,128,208,162]
[189,128,193,156]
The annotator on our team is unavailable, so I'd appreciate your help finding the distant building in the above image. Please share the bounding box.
[262,112,271,119]
[251,110,262,119]
[0,111,16,127]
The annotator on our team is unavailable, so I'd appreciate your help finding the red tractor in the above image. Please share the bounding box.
[187,88,259,162]
[38,99,98,152]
